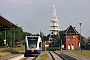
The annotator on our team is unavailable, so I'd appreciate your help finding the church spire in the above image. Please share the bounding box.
[49,5,60,35]
[49,5,60,41]
[52,5,57,20]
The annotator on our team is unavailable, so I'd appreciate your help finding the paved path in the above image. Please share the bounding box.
[0,54,23,60]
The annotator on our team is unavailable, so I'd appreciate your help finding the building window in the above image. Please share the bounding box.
[66,35,70,38]
[73,36,75,38]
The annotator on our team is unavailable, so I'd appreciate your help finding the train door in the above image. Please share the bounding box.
[68,44,70,49]
[39,42,42,49]
[71,44,74,50]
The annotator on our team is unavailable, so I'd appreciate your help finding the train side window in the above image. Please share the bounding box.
[39,42,41,47]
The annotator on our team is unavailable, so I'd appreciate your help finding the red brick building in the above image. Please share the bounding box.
[61,25,80,50]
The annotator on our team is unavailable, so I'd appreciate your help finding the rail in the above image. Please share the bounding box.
[53,51,77,60]
[49,51,55,60]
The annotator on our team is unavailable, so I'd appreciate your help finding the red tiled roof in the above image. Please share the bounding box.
[44,41,51,45]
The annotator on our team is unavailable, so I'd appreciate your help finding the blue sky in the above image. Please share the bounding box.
[0,0,90,38]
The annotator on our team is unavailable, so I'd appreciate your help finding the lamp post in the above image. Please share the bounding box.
[79,22,82,52]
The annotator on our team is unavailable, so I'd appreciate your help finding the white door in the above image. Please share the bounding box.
[68,44,70,49]
[71,44,74,50]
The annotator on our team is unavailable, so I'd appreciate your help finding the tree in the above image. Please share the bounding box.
[0,31,4,47]
[78,34,85,49]
[0,24,34,47]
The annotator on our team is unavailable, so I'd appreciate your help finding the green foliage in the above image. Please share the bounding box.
[0,31,5,47]
[48,33,61,47]
[78,34,86,48]
[0,25,33,48]
[42,36,47,42]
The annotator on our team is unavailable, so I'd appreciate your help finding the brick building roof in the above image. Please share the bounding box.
[64,25,79,35]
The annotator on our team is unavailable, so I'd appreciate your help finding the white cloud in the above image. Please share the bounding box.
[5,0,32,4]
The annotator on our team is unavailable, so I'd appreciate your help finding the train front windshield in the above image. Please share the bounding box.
[28,37,38,48]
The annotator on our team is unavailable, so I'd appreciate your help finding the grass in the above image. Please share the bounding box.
[39,51,50,60]
[0,52,11,57]
[41,54,48,59]
[0,46,25,57]
[67,50,90,57]
[13,46,25,52]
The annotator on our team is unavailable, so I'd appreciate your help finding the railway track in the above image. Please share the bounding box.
[62,52,90,60]
[20,57,36,60]
[1,51,89,60]
[20,54,39,60]
[49,51,63,60]
[49,51,77,60]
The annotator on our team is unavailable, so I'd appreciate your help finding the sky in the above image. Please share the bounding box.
[0,0,90,38]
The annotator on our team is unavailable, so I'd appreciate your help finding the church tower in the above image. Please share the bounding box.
[49,5,60,36]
